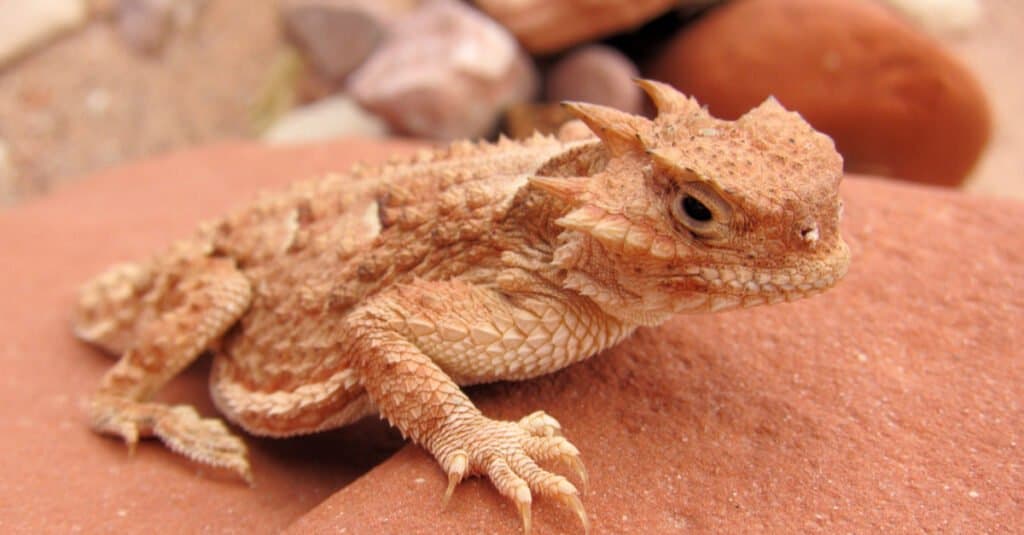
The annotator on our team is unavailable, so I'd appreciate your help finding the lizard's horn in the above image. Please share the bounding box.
[529,175,587,203]
[647,147,687,174]
[738,96,802,126]
[634,79,700,116]
[561,101,647,156]
[647,147,709,183]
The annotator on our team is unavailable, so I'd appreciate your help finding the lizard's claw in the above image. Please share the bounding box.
[438,412,589,534]
[563,454,589,495]
[519,411,587,493]
[442,450,468,507]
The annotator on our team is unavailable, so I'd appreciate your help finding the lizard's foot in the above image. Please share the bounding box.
[89,396,252,483]
[436,411,589,534]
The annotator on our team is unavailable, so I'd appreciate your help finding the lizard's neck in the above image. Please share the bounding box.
[506,141,675,329]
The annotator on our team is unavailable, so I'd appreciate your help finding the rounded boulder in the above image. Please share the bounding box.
[646,0,991,187]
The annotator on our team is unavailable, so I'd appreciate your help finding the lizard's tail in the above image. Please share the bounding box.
[72,261,157,356]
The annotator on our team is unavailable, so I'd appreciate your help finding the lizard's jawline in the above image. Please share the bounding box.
[673,280,838,315]
[673,253,850,314]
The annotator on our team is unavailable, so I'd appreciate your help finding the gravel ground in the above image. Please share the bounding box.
[0,0,1020,206]
[0,0,282,205]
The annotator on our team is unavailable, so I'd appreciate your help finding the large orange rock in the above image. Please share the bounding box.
[473,0,677,54]
[1,140,1020,532]
[646,0,991,187]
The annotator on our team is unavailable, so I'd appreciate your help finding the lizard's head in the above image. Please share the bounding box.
[532,79,850,325]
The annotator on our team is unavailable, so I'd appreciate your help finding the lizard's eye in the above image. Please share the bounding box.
[671,181,732,239]
[682,195,712,222]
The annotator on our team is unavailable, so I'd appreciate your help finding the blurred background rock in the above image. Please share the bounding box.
[0,0,1018,206]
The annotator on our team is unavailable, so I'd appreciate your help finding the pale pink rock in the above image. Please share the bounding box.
[280,0,417,81]
[546,44,643,114]
[347,0,537,140]
[473,0,676,54]
[0,0,88,68]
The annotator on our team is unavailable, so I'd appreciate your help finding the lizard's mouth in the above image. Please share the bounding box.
[673,239,851,313]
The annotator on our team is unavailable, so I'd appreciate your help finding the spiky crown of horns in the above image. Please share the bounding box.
[529,79,841,261]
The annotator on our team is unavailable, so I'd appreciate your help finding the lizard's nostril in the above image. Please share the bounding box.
[801,225,819,244]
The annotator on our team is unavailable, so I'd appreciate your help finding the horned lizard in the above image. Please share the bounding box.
[73,80,849,533]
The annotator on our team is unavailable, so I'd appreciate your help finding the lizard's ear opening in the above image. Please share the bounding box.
[560,101,648,156]
[634,78,701,117]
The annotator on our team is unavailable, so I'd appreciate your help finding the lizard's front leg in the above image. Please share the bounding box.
[348,280,594,534]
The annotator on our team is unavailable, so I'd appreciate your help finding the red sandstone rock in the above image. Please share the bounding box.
[473,0,677,54]
[347,0,537,140]
[546,45,644,115]
[646,0,991,187]
[1,140,1021,532]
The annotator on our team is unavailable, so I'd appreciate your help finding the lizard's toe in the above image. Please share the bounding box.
[88,395,252,483]
[154,405,252,483]
[518,410,562,437]
[443,417,589,534]
[487,458,534,534]
[89,396,142,453]
[524,434,588,492]
[508,453,589,532]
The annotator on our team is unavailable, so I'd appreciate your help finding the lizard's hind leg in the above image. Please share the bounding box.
[87,256,255,482]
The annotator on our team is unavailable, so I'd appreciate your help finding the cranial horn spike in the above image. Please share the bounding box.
[529,176,587,203]
[646,147,680,171]
[739,95,802,124]
[560,101,648,156]
[634,79,700,116]
[647,147,705,181]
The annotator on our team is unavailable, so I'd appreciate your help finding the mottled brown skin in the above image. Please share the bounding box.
[73,80,850,534]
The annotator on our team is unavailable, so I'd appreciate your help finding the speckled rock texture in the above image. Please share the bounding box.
[647,0,991,188]
[0,139,1020,533]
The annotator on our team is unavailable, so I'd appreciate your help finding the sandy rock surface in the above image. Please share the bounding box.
[647,0,991,188]
[0,139,1020,533]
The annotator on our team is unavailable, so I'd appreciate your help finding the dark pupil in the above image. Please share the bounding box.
[682,195,713,222]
